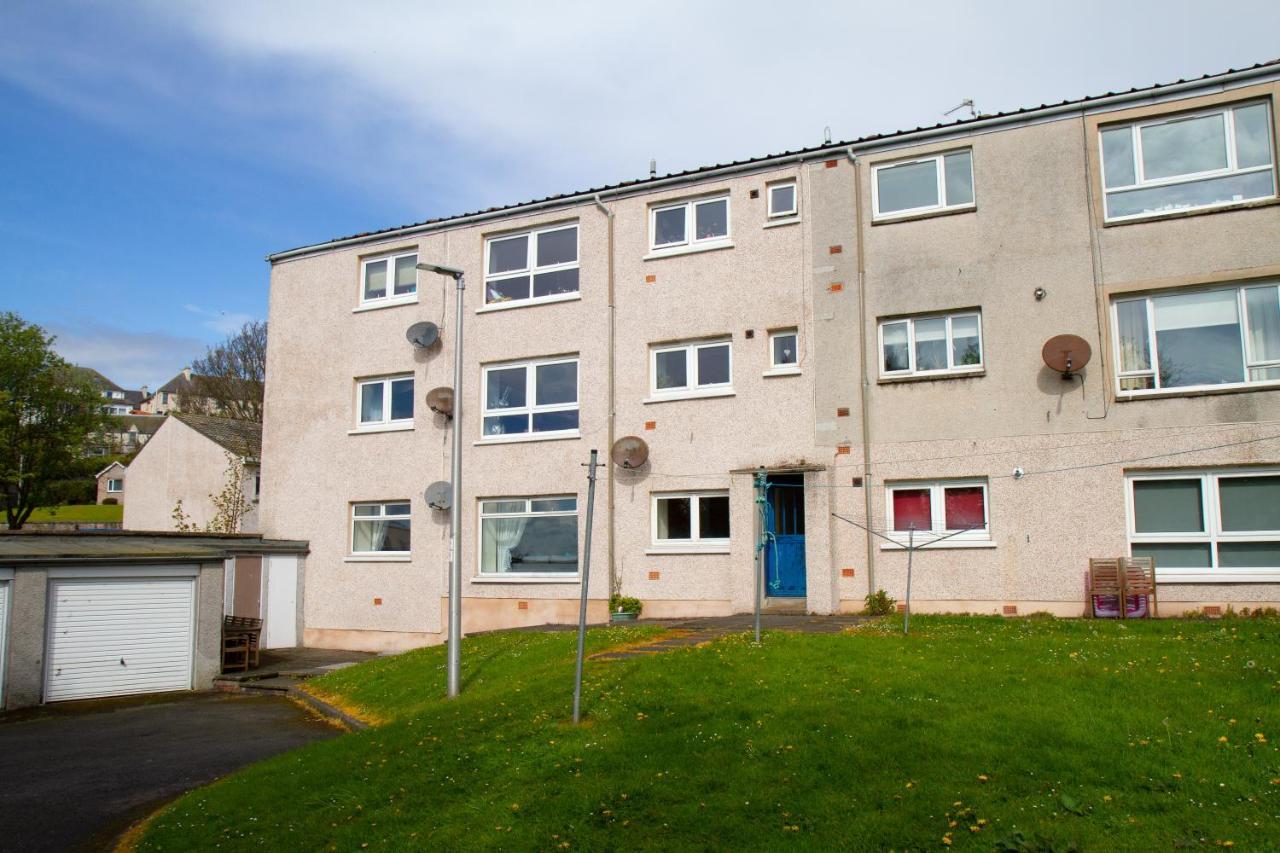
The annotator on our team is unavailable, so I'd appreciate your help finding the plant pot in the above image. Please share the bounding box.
[610,611,639,622]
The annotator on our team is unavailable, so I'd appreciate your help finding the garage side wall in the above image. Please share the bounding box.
[194,561,223,690]
[4,567,49,710]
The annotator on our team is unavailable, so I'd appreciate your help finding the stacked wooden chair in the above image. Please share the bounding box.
[221,615,264,673]
[1087,556,1157,618]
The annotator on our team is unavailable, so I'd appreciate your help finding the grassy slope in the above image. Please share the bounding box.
[26,503,122,523]
[141,618,1278,851]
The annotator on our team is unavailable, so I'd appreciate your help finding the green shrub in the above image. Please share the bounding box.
[863,588,896,616]
[609,594,642,615]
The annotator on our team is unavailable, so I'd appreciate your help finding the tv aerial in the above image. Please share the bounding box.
[610,436,650,469]
[1041,334,1092,380]
[424,481,452,510]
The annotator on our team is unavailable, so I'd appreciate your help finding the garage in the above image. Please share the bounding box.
[45,570,197,702]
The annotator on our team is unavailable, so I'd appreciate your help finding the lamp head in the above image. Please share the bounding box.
[416,262,464,278]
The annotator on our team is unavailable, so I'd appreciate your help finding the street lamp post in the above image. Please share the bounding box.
[418,261,465,697]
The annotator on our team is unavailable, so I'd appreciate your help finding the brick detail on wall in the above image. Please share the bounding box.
[835,445,851,456]
[837,407,850,417]
[829,245,843,254]
[1003,605,1018,616]
[645,274,656,283]
[841,568,855,578]
[644,420,656,431]
[373,598,382,606]
[828,282,844,293]
[824,159,838,169]
[517,601,528,610]
[648,571,661,580]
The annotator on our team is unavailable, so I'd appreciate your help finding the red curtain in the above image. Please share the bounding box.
[892,489,932,531]
[944,486,985,530]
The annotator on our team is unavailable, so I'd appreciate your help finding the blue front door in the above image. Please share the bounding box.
[764,475,806,598]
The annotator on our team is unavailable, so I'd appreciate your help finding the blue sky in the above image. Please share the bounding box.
[2,1,1279,389]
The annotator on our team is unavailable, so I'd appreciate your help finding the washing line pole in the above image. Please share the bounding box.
[830,513,977,635]
[753,468,766,645]
[572,449,600,725]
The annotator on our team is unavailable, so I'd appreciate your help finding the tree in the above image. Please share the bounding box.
[0,313,111,529]
[186,320,267,423]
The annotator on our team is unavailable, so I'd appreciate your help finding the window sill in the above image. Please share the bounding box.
[880,539,995,550]
[344,554,411,563]
[1116,380,1280,402]
[763,367,802,378]
[475,431,581,446]
[353,296,419,313]
[643,240,734,261]
[477,292,581,314]
[872,204,976,226]
[470,574,581,584]
[643,388,735,404]
[646,546,731,555]
[1102,195,1279,227]
[763,217,801,229]
[348,423,415,435]
[878,369,984,385]
[1151,569,1280,583]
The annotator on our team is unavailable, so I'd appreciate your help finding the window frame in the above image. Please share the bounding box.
[354,374,415,430]
[1099,100,1276,223]
[476,495,580,579]
[482,223,580,309]
[649,194,732,252]
[878,311,984,379]
[650,490,731,551]
[106,478,123,493]
[884,479,991,546]
[1110,281,1280,397]
[480,356,580,442]
[349,501,412,558]
[1125,469,1280,581]
[871,149,976,221]
[766,328,800,374]
[767,181,798,219]
[649,339,734,399]
[358,250,419,308]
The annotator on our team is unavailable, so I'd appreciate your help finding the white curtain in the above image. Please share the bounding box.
[485,517,528,572]
[1115,300,1151,372]
[1246,286,1280,363]
[354,520,390,552]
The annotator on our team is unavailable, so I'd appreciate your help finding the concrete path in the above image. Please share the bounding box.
[0,691,339,852]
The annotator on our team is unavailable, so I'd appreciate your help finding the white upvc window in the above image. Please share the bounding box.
[650,339,733,398]
[1112,281,1280,395]
[872,149,974,220]
[478,496,578,576]
[356,374,414,428]
[884,479,990,545]
[650,194,731,251]
[359,251,418,307]
[1126,469,1280,581]
[351,501,411,556]
[106,478,123,493]
[481,356,579,439]
[767,181,798,219]
[879,311,983,378]
[651,491,730,549]
[483,223,579,307]
[767,328,800,374]
[1100,101,1276,222]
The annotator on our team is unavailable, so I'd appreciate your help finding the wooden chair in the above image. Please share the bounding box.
[222,616,264,673]
[1087,558,1124,618]
[1120,556,1158,618]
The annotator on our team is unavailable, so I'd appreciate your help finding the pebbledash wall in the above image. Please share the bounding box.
[264,62,1280,651]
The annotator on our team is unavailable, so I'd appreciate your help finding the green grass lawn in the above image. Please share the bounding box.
[26,503,122,523]
[139,617,1279,851]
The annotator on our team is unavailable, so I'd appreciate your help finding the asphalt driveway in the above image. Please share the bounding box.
[0,691,340,852]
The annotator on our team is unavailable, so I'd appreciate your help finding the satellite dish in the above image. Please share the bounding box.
[1042,334,1092,378]
[426,386,454,418]
[424,481,452,510]
[406,322,440,349]
[610,436,650,469]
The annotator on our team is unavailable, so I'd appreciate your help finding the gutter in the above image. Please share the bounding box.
[266,63,1280,264]
[592,193,617,598]
[847,147,876,596]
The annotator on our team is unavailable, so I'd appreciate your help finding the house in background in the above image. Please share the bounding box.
[95,461,126,505]
[72,366,147,415]
[141,367,217,415]
[124,413,262,533]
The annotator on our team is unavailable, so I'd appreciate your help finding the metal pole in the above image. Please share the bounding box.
[903,526,914,636]
[572,449,600,724]
[447,273,465,698]
[753,468,765,644]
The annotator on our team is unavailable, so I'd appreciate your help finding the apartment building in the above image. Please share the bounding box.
[264,59,1280,651]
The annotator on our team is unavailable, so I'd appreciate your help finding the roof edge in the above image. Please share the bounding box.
[268,58,1280,264]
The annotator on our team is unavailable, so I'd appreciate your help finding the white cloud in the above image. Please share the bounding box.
[48,320,206,390]
[183,304,258,336]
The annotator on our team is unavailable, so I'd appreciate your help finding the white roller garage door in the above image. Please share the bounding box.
[45,576,195,702]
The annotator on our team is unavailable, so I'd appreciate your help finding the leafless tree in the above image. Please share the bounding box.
[187,320,267,423]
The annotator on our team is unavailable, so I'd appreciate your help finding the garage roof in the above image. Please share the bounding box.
[0,531,308,565]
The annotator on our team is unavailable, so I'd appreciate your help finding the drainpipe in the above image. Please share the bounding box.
[592,194,617,599]
[847,147,876,595]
